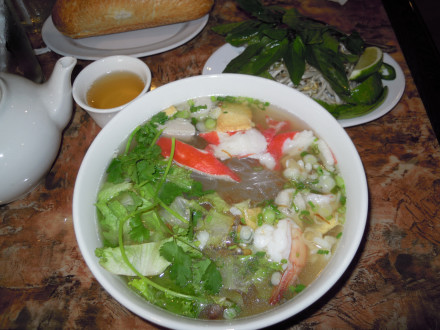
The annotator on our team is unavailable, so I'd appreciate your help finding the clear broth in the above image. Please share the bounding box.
[97,97,345,319]
[86,71,144,109]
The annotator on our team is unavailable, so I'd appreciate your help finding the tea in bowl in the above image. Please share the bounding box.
[72,55,151,127]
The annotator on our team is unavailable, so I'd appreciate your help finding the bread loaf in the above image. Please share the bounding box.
[52,0,214,39]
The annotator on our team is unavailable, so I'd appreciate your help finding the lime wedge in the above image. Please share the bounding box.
[349,47,383,81]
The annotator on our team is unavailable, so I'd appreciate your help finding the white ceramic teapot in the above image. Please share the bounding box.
[0,56,77,204]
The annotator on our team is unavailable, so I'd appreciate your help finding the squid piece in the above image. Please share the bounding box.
[156,137,241,182]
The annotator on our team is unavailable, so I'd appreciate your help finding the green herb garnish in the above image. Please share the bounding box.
[212,0,395,119]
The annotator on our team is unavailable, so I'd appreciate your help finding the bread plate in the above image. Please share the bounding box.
[42,15,208,60]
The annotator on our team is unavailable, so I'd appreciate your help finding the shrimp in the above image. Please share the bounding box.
[269,221,308,305]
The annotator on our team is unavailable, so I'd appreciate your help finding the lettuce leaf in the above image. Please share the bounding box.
[129,278,204,318]
[95,240,171,276]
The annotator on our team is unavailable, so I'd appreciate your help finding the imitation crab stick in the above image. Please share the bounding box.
[259,117,291,142]
[201,128,299,170]
[266,131,298,170]
[156,137,241,182]
[199,131,221,145]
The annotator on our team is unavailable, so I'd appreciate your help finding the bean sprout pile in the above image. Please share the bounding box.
[269,58,355,105]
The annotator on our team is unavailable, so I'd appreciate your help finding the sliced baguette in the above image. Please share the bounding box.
[52,0,214,39]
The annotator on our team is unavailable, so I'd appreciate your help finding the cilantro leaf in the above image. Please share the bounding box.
[192,259,211,293]
[160,241,192,286]
[202,261,222,294]
[129,215,150,243]
[106,158,124,183]
[136,159,157,183]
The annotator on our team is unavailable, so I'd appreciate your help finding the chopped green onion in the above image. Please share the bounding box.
[190,104,207,113]
[257,213,264,226]
[335,175,345,188]
[223,306,240,319]
[262,207,276,225]
[299,210,313,224]
[316,166,324,175]
[340,195,347,205]
[204,118,216,130]
[291,202,299,213]
[289,283,306,294]
[294,181,306,190]
[174,110,190,119]
[311,143,320,155]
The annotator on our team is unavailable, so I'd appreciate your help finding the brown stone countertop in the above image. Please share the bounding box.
[1,0,440,329]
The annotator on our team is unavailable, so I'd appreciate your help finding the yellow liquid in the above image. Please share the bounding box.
[86,71,145,109]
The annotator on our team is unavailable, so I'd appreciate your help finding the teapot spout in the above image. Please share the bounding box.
[42,57,77,129]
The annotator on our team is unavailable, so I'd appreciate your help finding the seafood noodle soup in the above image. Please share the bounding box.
[95,96,346,319]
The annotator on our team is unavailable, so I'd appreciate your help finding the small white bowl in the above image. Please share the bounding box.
[73,74,368,329]
[72,55,151,128]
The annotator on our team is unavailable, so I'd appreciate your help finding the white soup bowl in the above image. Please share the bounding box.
[73,74,368,329]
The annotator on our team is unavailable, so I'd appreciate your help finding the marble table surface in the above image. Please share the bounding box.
[1,0,439,328]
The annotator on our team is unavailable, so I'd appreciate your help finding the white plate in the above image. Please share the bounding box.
[42,15,209,60]
[203,44,405,127]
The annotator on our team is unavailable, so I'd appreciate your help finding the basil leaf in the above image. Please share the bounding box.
[305,44,351,98]
[236,0,285,24]
[340,52,360,64]
[321,31,339,53]
[282,8,302,31]
[341,31,365,55]
[211,21,247,35]
[224,20,262,46]
[283,36,306,85]
[223,42,266,73]
[238,37,288,75]
[258,70,275,80]
[283,8,327,44]
[262,26,288,40]
[316,86,388,119]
